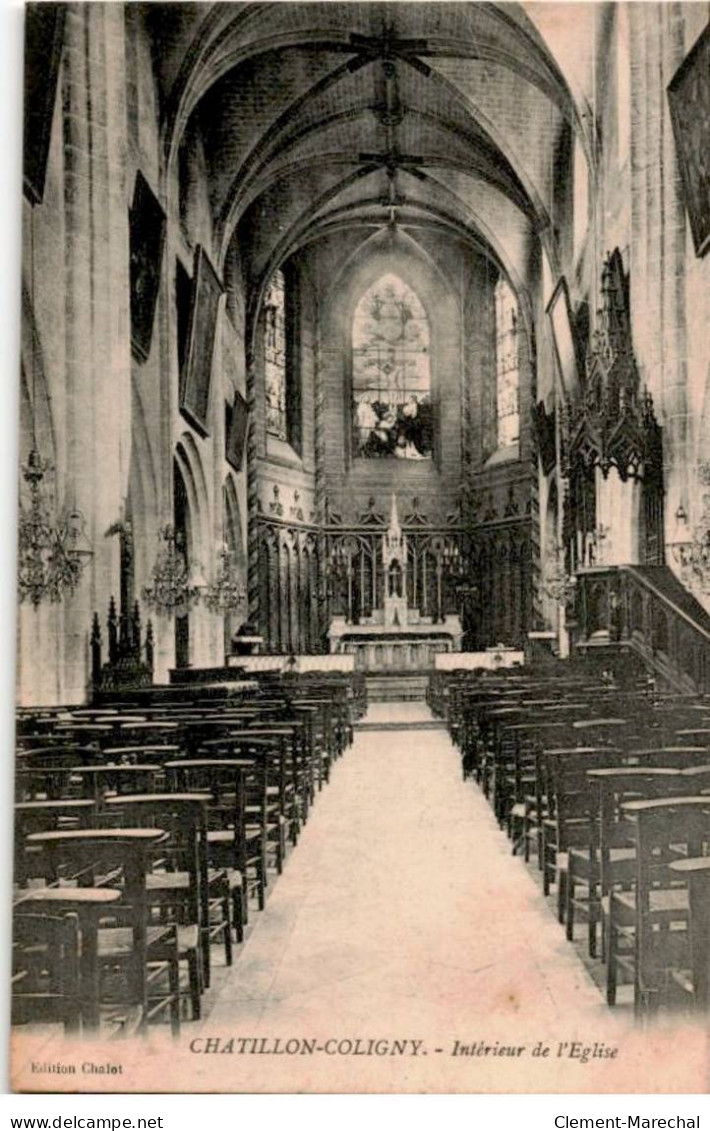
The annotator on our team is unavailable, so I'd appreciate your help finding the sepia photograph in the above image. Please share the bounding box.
[9,0,710,1095]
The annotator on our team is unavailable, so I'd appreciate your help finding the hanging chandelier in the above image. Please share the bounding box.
[668,462,710,594]
[142,525,201,617]
[202,546,247,614]
[18,449,88,608]
[18,205,90,608]
[670,506,710,593]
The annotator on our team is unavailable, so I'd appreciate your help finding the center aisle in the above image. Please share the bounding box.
[192,704,705,1092]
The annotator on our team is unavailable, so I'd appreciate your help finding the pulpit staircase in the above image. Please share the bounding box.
[574,565,710,695]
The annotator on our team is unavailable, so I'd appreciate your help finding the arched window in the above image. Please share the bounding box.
[263,267,301,451]
[495,277,520,448]
[352,273,433,460]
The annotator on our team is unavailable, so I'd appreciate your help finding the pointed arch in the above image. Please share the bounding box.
[223,473,246,573]
[174,432,211,571]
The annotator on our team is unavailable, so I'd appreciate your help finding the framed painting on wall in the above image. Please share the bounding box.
[668,23,710,258]
[179,245,223,437]
[129,171,166,363]
[225,391,249,472]
[23,3,65,204]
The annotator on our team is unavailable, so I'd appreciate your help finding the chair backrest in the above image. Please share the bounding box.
[24,829,165,1009]
[72,764,161,800]
[545,748,622,826]
[26,828,163,895]
[623,798,710,985]
[588,768,687,893]
[623,797,710,900]
[14,799,97,883]
[164,762,247,870]
[675,730,710,747]
[12,912,80,1030]
[104,796,208,926]
[103,745,182,765]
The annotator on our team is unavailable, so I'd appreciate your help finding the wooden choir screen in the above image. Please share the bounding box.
[465,521,531,650]
[255,512,532,654]
[257,521,322,654]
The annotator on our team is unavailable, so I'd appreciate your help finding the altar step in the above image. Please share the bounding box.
[355,718,446,732]
[365,673,430,701]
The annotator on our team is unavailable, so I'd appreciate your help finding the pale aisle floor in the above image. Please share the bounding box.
[186,702,678,1091]
[205,702,603,1033]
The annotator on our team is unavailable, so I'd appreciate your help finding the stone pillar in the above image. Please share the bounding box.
[629,3,690,569]
[596,469,641,565]
[60,3,130,702]
[246,343,262,634]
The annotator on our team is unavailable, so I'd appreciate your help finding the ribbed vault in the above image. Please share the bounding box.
[143,1,588,316]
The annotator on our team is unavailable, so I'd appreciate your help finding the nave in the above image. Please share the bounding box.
[13,0,710,1096]
[198,705,603,1037]
[13,673,710,1094]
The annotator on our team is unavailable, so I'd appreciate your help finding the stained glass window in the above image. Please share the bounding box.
[264,270,286,441]
[352,274,433,460]
[495,277,520,447]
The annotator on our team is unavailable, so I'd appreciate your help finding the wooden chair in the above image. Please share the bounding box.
[104,793,232,1004]
[507,722,574,865]
[607,797,710,1016]
[12,910,82,1032]
[14,798,97,885]
[199,735,283,882]
[241,725,304,843]
[23,829,180,1035]
[215,729,294,861]
[165,760,261,940]
[568,767,684,959]
[541,747,621,923]
[667,857,710,1011]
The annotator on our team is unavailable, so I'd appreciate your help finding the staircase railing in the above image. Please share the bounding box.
[573,565,710,695]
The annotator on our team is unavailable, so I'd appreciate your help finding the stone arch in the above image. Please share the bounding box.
[223,473,246,570]
[127,380,160,596]
[173,433,211,668]
[321,228,460,487]
[174,432,211,568]
[221,472,248,647]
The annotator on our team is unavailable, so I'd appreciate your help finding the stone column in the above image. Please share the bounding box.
[60,4,130,702]
[596,469,641,565]
[629,3,689,567]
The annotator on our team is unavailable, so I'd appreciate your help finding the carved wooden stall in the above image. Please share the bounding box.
[90,598,154,701]
[560,250,664,573]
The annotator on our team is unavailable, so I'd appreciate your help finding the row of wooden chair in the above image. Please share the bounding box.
[12,674,362,1038]
[433,666,710,1019]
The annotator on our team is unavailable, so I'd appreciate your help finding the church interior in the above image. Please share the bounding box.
[11,1,710,1075]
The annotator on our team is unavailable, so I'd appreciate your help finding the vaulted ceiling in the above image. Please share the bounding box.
[145,2,593,304]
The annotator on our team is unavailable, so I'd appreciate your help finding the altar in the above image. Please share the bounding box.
[327,495,462,672]
[328,614,462,671]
